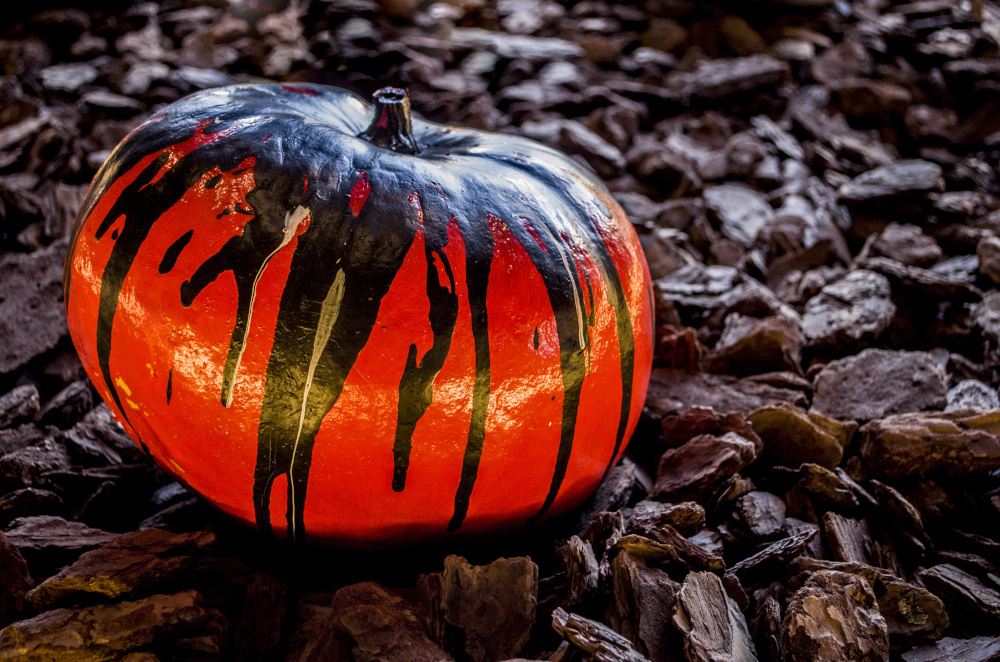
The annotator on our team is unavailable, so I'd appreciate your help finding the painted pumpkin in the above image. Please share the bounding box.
[65,84,654,546]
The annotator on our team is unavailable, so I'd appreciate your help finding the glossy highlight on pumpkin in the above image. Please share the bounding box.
[64,83,654,546]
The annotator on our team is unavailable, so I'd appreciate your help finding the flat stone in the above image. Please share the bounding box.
[856,256,981,301]
[80,90,144,110]
[748,403,855,469]
[800,270,895,353]
[789,558,948,645]
[4,515,116,569]
[678,54,790,101]
[58,404,145,465]
[870,479,930,546]
[577,457,647,531]
[0,590,207,662]
[811,41,872,85]
[751,115,804,161]
[791,104,896,169]
[977,236,1000,285]
[642,525,726,574]
[732,491,786,540]
[38,62,98,92]
[0,488,62,527]
[860,408,1000,479]
[559,120,626,178]
[719,15,767,56]
[660,406,759,449]
[797,464,860,510]
[0,438,72,492]
[232,571,288,662]
[0,531,32,629]
[947,380,1000,411]
[833,78,912,118]
[932,254,979,284]
[119,61,170,96]
[333,582,452,662]
[640,18,687,53]
[781,570,889,662]
[672,572,757,662]
[0,385,40,429]
[418,555,537,662]
[703,184,774,247]
[564,535,598,607]
[771,38,815,61]
[0,114,49,153]
[905,105,959,140]
[449,28,583,61]
[645,369,807,421]
[902,636,1000,662]
[974,293,1000,362]
[27,528,217,610]
[726,531,817,589]
[628,500,705,537]
[839,160,943,202]
[705,315,803,377]
[822,513,873,565]
[35,381,94,430]
[0,241,68,374]
[551,607,650,662]
[610,550,682,662]
[285,595,351,662]
[652,432,758,502]
[812,349,947,421]
[872,223,943,268]
[0,425,46,457]
[916,564,1000,634]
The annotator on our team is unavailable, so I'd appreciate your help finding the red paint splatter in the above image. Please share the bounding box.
[377,107,389,128]
[350,172,370,219]
[303,176,309,194]
[141,119,233,191]
[281,85,319,96]
[263,134,271,142]
[518,216,549,253]
[407,192,423,225]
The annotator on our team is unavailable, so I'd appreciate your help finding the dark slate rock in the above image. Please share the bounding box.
[0,241,68,375]
[812,349,948,421]
[781,570,889,662]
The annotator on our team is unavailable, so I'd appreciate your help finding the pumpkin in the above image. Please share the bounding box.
[65,84,654,546]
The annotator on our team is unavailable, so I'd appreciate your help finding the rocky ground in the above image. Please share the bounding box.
[3,0,1000,660]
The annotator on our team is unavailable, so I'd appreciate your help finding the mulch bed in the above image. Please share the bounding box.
[3,0,1000,660]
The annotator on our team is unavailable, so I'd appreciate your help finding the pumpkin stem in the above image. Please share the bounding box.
[359,87,420,155]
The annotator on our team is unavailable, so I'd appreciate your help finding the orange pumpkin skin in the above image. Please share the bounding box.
[64,84,654,546]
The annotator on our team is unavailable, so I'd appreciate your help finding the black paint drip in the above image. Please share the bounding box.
[159,230,193,274]
[447,216,493,532]
[391,225,459,492]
